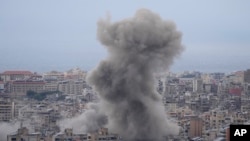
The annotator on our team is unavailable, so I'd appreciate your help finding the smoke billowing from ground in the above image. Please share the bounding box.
[59,103,107,133]
[0,122,20,141]
[87,9,184,141]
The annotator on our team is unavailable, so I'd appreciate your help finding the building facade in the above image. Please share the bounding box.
[11,81,45,94]
[0,71,33,82]
[0,98,15,121]
[189,117,203,138]
[58,81,83,95]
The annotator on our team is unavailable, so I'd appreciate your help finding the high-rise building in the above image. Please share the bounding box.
[193,79,203,93]
[189,117,203,138]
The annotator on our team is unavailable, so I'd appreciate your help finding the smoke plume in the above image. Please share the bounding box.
[87,9,183,141]
[59,103,107,133]
[0,122,20,141]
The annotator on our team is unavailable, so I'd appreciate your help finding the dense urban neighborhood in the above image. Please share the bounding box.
[1,68,250,141]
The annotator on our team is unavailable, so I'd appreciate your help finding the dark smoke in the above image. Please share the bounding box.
[87,9,183,141]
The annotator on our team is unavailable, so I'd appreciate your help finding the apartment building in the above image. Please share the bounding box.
[43,71,64,81]
[7,127,45,141]
[209,110,227,129]
[11,80,45,95]
[179,77,194,92]
[64,67,86,80]
[231,112,247,124]
[0,71,33,82]
[44,82,58,92]
[193,79,203,93]
[54,128,119,141]
[58,80,83,95]
[0,98,15,121]
[189,117,203,138]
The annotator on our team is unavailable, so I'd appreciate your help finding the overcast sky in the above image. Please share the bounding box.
[1,0,250,73]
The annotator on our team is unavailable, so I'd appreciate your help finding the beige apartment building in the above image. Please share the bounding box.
[0,71,33,82]
[11,81,45,95]
[44,82,58,92]
[209,110,227,129]
[43,71,65,81]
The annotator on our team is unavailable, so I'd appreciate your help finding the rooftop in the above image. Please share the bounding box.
[1,71,33,75]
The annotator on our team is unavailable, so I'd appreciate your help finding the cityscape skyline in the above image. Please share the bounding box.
[1,1,250,140]
[1,0,250,73]
[1,67,250,141]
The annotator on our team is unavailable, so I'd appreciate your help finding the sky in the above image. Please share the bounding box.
[0,0,250,73]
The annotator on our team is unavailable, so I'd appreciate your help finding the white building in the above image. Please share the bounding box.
[0,71,33,82]
[58,80,84,95]
[193,79,203,93]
